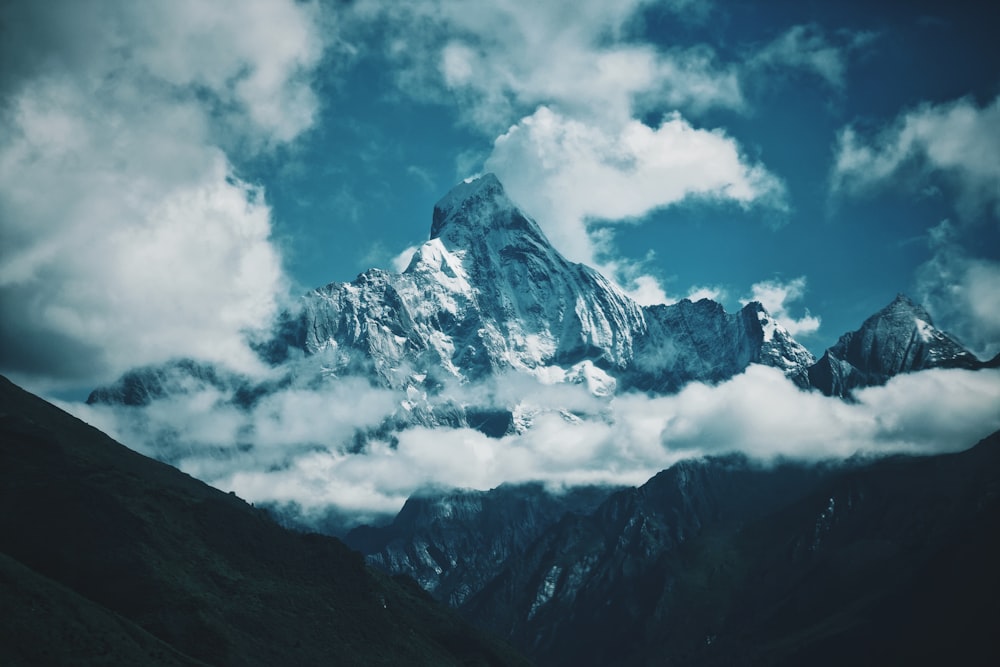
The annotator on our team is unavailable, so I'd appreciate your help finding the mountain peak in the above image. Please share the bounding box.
[430,174,545,247]
[431,174,506,237]
[809,293,982,396]
[883,293,931,320]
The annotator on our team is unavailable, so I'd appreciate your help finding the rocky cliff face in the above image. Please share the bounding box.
[628,298,814,392]
[809,293,986,397]
[293,174,647,389]
[344,483,616,607]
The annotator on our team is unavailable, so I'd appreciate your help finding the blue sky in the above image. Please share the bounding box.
[1,0,998,395]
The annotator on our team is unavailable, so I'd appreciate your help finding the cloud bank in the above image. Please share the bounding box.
[66,365,1000,528]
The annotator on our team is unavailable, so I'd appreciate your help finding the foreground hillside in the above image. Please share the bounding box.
[0,375,530,667]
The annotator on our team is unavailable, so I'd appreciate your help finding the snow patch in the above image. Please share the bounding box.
[528,565,562,620]
[566,360,617,397]
[758,308,777,343]
[915,318,935,343]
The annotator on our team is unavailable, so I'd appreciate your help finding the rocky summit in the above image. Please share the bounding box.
[809,293,992,397]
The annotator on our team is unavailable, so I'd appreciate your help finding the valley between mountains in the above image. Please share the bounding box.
[4,175,999,665]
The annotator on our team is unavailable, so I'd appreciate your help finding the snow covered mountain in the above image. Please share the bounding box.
[280,174,646,389]
[88,173,1000,451]
[91,174,997,436]
[253,174,814,398]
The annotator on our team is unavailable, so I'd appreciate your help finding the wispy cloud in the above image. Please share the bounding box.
[745,24,876,92]
[831,94,1000,221]
[917,220,1000,359]
[353,0,743,133]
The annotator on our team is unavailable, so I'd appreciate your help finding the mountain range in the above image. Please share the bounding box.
[14,174,999,664]
[89,174,995,429]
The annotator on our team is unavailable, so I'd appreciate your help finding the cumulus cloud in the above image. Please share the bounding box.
[831,94,1000,221]
[614,257,726,307]
[0,0,327,388]
[623,274,673,307]
[486,106,787,266]
[917,220,1000,359]
[65,364,1000,528]
[743,276,821,336]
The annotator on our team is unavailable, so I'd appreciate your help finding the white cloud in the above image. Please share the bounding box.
[614,260,726,307]
[623,274,672,307]
[685,285,727,303]
[743,276,821,336]
[486,106,787,268]
[917,220,1000,360]
[746,24,874,91]
[64,364,1000,527]
[831,94,1000,220]
[117,0,324,144]
[0,0,328,387]
[354,0,742,133]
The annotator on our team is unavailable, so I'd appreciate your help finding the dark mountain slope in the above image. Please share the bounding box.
[0,375,531,667]
[693,433,1000,666]
[345,483,616,607]
[463,437,1000,666]
[0,551,208,666]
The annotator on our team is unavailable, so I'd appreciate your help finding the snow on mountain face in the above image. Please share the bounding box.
[808,293,984,397]
[287,174,816,395]
[296,174,647,389]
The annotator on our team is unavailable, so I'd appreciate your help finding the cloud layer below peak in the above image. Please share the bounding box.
[65,365,1000,527]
